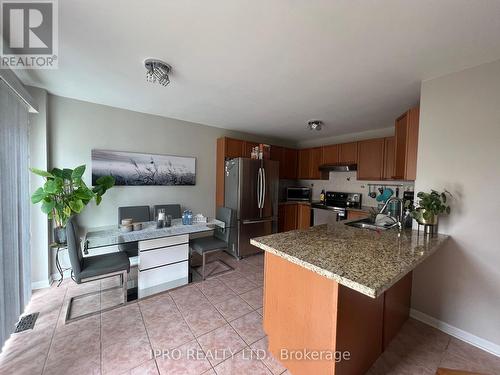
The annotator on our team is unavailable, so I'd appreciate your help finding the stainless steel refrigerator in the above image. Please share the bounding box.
[224,158,279,258]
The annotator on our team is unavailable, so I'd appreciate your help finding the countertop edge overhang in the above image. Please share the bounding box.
[251,227,450,299]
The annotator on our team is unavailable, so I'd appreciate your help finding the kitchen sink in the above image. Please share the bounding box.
[344,217,398,231]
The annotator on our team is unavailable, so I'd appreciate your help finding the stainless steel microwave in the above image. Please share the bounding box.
[286,187,312,202]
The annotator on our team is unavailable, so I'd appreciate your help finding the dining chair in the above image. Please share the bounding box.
[65,217,130,321]
[153,204,182,220]
[118,205,151,257]
[189,207,234,280]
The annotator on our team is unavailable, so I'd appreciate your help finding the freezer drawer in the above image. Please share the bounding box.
[237,219,275,258]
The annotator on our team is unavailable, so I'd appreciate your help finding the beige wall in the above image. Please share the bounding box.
[412,59,500,346]
[47,95,289,229]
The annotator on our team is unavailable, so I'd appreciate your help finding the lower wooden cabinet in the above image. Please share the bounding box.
[347,210,370,221]
[278,203,311,232]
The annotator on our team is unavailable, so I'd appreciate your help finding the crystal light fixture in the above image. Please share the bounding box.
[307,120,323,131]
[144,59,172,86]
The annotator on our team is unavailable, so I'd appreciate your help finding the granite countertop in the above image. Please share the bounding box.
[250,223,449,298]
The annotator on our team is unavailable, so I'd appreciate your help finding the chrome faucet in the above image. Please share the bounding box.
[379,197,404,230]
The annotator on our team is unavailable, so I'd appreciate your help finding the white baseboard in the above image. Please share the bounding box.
[410,308,500,358]
[31,277,52,290]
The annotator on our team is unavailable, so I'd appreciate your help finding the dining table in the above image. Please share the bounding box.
[83,218,226,298]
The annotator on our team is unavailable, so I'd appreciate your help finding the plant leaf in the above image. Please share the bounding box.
[41,199,55,214]
[30,168,53,178]
[69,199,84,213]
[31,187,46,203]
[95,195,102,205]
[96,175,115,189]
[62,168,73,180]
[72,165,86,180]
[44,179,58,194]
[50,168,64,178]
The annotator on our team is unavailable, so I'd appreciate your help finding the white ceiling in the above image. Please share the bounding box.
[16,0,500,142]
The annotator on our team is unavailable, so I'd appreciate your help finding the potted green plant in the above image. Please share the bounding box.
[30,165,115,244]
[411,189,451,225]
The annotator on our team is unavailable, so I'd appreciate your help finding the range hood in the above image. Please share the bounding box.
[318,163,357,172]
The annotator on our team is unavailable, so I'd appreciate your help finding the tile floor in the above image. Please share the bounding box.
[1,252,499,375]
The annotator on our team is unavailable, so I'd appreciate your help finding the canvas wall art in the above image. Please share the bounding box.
[92,149,196,186]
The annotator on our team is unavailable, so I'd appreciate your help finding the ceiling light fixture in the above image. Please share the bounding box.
[307,120,323,131]
[144,59,172,86]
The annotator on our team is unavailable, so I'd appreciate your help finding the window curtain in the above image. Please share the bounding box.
[0,79,31,349]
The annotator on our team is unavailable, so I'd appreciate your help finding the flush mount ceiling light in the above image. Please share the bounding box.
[307,120,323,131]
[144,59,172,86]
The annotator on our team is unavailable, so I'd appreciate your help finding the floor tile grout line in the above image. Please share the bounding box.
[137,302,162,375]
[169,292,217,374]
[40,283,69,375]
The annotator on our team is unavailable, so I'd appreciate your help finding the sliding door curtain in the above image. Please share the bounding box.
[0,79,31,349]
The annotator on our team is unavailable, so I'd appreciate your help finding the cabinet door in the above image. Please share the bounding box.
[309,147,323,179]
[322,144,339,164]
[347,210,370,221]
[297,149,311,179]
[244,141,259,158]
[278,205,286,233]
[284,148,298,179]
[225,138,245,158]
[284,204,298,232]
[339,142,358,164]
[297,204,311,229]
[357,138,385,180]
[383,137,395,180]
[394,112,408,180]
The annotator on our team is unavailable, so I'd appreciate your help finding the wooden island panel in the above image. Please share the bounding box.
[263,252,412,375]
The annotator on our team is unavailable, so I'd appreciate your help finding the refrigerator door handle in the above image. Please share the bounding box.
[257,167,263,209]
[262,167,266,208]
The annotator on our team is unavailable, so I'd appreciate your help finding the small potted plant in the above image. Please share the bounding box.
[411,189,451,226]
[30,165,115,244]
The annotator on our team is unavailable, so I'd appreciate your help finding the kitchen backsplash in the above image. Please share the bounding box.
[296,172,414,208]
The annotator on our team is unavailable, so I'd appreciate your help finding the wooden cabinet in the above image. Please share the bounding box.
[283,148,298,179]
[271,146,298,180]
[224,137,245,158]
[394,106,420,180]
[357,138,385,180]
[383,136,395,180]
[322,144,340,165]
[339,142,358,164]
[278,203,311,232]
[347,210,370,221]
[297,147,324,179]
[297,149,311,179]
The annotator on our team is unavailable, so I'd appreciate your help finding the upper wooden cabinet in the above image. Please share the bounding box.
[297,147,324,180]
[339,142,358,164]
[357,138,385,180]
[297,149,311,179]
[322,144,340,165]
[271,146,298,179]
[224,137,245,158]
[383,136,395,180]
[394,106,420,180]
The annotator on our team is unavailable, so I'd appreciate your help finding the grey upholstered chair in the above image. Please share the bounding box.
[66,217,130,319]
[189,207,234,280]
[153,204,182,220]
[118,205,150,257]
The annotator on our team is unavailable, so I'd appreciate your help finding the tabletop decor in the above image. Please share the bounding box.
[91,149,196,186]
[30,165,115,244]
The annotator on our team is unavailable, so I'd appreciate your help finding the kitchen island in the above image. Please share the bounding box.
[250,222,449,375]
